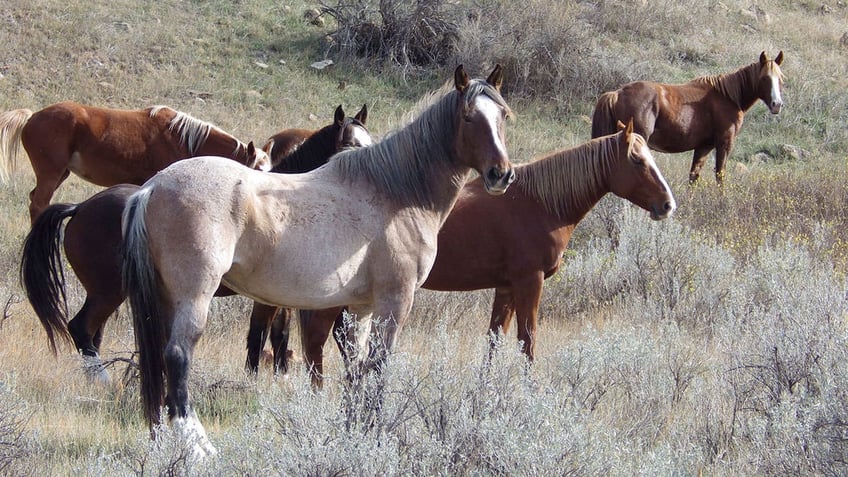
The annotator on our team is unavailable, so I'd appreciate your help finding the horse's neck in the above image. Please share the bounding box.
[702,63,759,111]
[196,129,239,160]
[518,140,611,225]
[272,128,336,173]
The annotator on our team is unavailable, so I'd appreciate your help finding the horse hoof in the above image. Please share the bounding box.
[82,355,112,386]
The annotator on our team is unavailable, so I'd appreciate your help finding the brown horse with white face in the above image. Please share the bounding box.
[591,51,785,184]
[271,120,677,387]
[121,65,514,455]
[0,102,270,221]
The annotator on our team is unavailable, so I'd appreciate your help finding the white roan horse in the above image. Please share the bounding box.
[121,65,515,455]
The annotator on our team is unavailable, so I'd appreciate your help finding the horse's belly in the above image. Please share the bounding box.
[225,239,373,309]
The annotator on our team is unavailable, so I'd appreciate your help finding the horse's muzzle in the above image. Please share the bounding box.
[769,101,783,114]
[650,199,676,220]
[483,166,515,195]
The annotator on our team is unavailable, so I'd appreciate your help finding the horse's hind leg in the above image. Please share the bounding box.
[164,301,216,456]
[28,168,70,222]
[688,147,713,184]
[68,296,123,384]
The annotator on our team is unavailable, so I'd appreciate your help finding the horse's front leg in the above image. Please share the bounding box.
[512,272,545,361]
[366,292,415,369]
[244,301,278,374]
[269,307,292,375]
[488,287,516,355]
[688,147,713,184]
[713,136,736,185]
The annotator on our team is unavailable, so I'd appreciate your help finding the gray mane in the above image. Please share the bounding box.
[517,132,626,219]
[333,79,509,209]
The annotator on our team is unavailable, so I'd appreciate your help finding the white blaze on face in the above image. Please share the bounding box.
[253,148,272,171]
[475,95,508,158]
[352,125,373,147]
[641,142,677,213]
[769,74,783,113]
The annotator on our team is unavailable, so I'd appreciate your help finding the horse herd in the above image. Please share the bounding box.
[0,53,784,455]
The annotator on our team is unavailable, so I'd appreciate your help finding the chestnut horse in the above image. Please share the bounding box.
[19,105,371,383]
[268,120,676,387]
[263,104,369,168]
[122,66,513,454]
[0,102,271,221]
[591,51,785,184]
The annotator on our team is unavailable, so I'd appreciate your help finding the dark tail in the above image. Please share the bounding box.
[591,91,619,139]
[121,187,166,428]
[19,203,78,354]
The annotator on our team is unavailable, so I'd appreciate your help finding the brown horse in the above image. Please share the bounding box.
[121,66,513,454]
[591,51,784,184]
[262,104,369,168]
[0,101,271,221]
[269,120,676,387]
[19,105,371,383]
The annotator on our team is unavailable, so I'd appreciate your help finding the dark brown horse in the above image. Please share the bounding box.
[591,51,784,184]
[19,105,370,382]
[0,102,270,221]
[262,104,369,168]
[267,120,676,387]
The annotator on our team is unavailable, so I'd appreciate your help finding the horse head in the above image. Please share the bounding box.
[244,141,272,171]
[758,50,785,114]
[609,119,676,221]
[335,104,372,150]
[453,64,515,195]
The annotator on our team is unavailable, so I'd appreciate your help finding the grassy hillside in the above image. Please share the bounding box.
[1,0,848,475]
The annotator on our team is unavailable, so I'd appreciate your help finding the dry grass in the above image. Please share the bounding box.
[1,0,848,475]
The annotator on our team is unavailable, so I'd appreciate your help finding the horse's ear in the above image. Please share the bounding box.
[625,118,634,139]
[775,51,784,65]
[759,51,768,65]
[486,64,504,91]
[334,105,345,126]
[616,120,626,131]
[355,104,368,124]
[247,141,256,157]
[454,65,470,92]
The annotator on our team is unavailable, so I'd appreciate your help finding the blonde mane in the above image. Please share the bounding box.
[517,132,627,219]
[334,79,510,209]
[149,106,230,156]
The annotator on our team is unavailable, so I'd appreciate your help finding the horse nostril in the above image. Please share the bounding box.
[664,202,672,211]
[487,167,503,183]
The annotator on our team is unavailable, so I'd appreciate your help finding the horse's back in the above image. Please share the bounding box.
[141,156,385,308]
[263,128,314,167]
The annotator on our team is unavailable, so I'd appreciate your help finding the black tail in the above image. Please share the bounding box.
[121,187,166,428]
[19,203,78,354]
[591,91,619,139]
